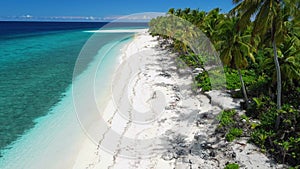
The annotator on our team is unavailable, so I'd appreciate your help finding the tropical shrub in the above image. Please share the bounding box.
[226,128,243,142]
[224,163,240,169]
[250,104,300,166]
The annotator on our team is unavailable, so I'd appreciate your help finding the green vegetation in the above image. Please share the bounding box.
[194,67,257,92]
[194,70,226,91]
[249,101,300,165]
[289,167,300,169]
[224,163,240,169]
[149,2,300,167]
[226,128,243,142]
[178,54,204,68]
[217,110,243,142]
[218,109,237,128]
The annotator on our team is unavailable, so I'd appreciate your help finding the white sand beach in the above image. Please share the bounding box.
[0,29,282,169]
[71,31,283,169]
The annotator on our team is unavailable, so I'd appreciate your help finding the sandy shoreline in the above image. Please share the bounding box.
[0,29,279,169]
[72,31,283,168]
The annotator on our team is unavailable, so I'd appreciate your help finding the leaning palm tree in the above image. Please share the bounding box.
[218,16,255,106]
[230,0,297,109]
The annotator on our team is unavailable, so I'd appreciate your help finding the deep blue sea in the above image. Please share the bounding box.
[0,21,147,159]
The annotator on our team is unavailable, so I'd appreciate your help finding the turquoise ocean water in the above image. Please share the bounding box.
[0,21,146,162]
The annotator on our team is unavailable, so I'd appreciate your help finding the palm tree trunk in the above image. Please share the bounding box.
[272,39,282,109]
[238,68,249,107]
[273,39,282,130]
[270,19,282,130]
[271,20,282,110]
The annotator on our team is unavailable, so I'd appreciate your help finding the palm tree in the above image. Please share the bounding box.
[231,0,299,109]
[231,0,300,130]
[218,16,255,106]
[168,8,175,15]
[190,9,206,27]
[175,9,182,17]
[231,0,283,109]
[263,36,300,88]
[201,8,225,46]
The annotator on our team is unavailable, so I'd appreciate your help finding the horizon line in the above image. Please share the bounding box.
[0,13,165,22]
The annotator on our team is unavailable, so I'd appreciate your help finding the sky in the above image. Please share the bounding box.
[0,0,234,21]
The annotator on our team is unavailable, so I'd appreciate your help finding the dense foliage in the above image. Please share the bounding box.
[149,1,300,167]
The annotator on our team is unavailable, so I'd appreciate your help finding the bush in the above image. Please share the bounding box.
[195,71,212,91]
[216,110,244,142]
[282,85,300,108]
[218,109,237,128]
[226,128,243,142]
[248,74,271,97]
[225,68,256,90]
[249,103,300,166]
[246,96,276,118]
[178,54,204,68]
[224,163,240,169]
[250,129,275,151]
[194,67,257,93]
